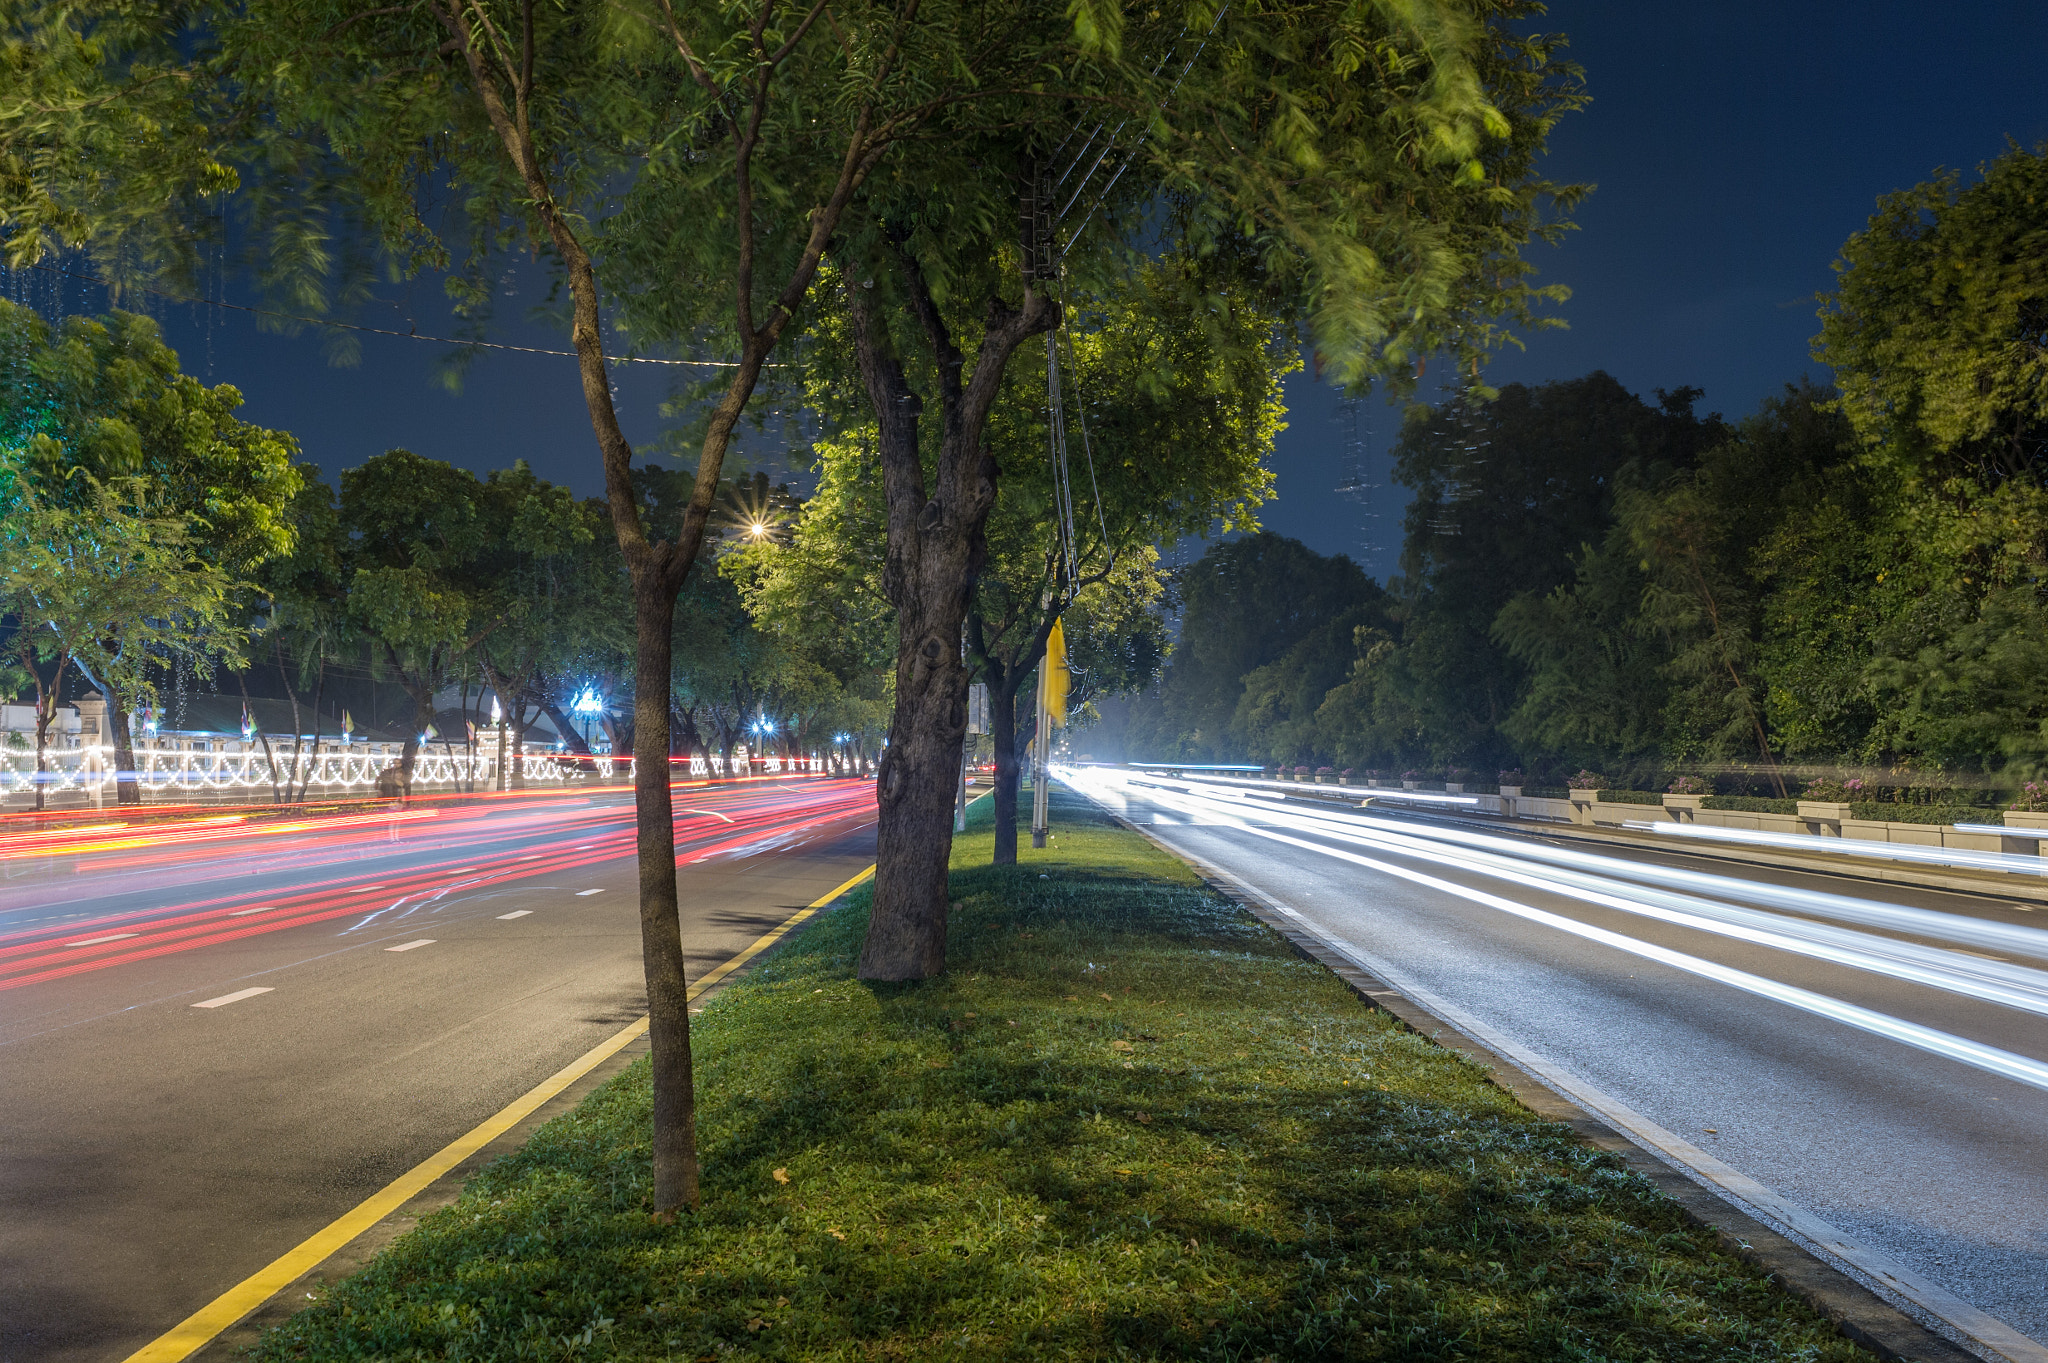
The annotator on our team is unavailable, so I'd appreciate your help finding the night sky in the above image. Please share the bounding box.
[9,0,2047,583]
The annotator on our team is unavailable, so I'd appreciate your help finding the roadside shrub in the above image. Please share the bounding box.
[1666,774,1711,795]
[1567,769,1607,789]
[1849,803,1992,826]
[1701,795,1800,814]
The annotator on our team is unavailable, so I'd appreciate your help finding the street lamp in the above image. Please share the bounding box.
[572,689,604,752]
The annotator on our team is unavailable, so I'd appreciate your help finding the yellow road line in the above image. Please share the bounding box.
[121,861,878,1363]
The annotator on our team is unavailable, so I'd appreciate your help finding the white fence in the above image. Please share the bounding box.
[0,741,628,805]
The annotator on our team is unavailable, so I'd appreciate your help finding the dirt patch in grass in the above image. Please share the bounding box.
[254,788,1872,1361]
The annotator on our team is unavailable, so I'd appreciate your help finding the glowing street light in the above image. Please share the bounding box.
[571,689,605,753]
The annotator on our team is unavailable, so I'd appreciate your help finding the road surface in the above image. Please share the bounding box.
[0,777,877,1363]
[1067,767,2048,1347]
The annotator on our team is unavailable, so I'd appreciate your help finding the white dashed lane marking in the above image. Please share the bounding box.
[193,987,274,1009]
[496,911,532,920]
[385,940,435,953]
[227,907,276,917]
[576,889,605,897]
[66,934,138,947]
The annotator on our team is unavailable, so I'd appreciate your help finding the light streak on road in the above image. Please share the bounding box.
[0,779,876,993]
[1068,766,2048,1094]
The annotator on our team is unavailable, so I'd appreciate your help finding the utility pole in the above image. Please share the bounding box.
[1030,659,1052,848]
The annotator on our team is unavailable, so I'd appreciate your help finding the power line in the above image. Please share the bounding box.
[5,260,761,368]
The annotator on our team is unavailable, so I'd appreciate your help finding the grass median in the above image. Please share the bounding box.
[255,785,1870,1361]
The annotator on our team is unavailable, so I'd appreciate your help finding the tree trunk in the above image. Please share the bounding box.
[989,676,1028,865]
[545,701,594,761]
[103,687,139,806]
[510,706,532,789]
[236,673,282,803]
[631,581,700,1211]
[298,656,327,803]
[32,696,51,813]
[398,673,434,785]
[849,244,1055,981]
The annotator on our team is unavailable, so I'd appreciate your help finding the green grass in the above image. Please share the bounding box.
[254,789,1872,1362]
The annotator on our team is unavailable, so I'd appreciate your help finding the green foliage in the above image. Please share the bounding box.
[0,299,302,571]
[0,471,244,706]
[1816,141,2048,489]
[1847,803,1991,826]
[1125,533,1388,763]
[247,790,1871,1363]
[0,0,239,270]
[1698,796,1798,814]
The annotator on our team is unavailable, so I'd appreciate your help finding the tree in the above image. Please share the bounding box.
[337,450,493,780]
[0,475,241,808]
[1383,375,1726,767]
[216,0,1131,1216]
[471,465,627,790]
[1127,534,1385,762]
[1814,144,2048,776]
[0,300,301,797]
[821,1,1583,978]
[964,269,1284,863]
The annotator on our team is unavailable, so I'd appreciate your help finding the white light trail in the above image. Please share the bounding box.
[1067,767,2048,1093]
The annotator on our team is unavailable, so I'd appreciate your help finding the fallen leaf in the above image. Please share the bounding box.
[927,1059,951,1069]
[1136,1113,1153,1125]
[1007,1019,1017,1027]
[963,1012,976,1019]
[776,1296,789,1307]
[1064,995,1079,1001]
[1111,1039,1135,1051]
[1122,1061,1136,1069]
[827,1227,846,1241]
[746,1317,767,1333]
[1099,993,1113,1002]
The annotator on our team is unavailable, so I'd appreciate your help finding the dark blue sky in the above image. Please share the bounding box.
[9,0,2046,582]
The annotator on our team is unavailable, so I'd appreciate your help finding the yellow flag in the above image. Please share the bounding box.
[1043,617,1070,728]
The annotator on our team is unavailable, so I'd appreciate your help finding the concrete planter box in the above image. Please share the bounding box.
[2004,811,2048,830]
[1401,780,1419,790]
[1662,793,1704,822]
[1797,800,1850,836]
[1314,774,1336,784]
[1566,787,1599,824]
[1444,782,1464,794]
[1498,785,1521,799]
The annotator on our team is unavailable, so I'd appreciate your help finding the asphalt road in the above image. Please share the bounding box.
[1067,768,2048,1346]
[0,776,878,1363]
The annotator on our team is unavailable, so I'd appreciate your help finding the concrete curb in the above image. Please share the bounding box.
[1097,800,2031,1363]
